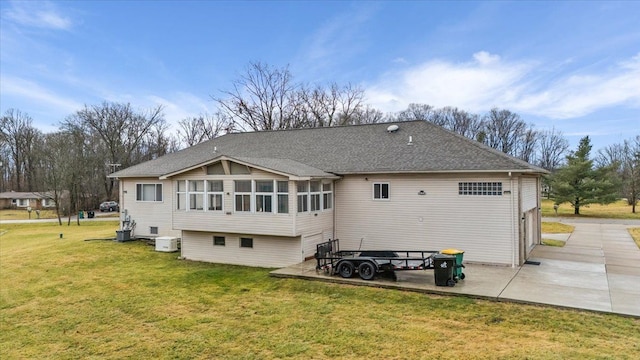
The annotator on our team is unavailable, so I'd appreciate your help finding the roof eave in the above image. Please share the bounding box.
[333,169,549,175]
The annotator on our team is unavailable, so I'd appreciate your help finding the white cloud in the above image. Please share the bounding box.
[0,75,82,113]
[3,0,72,30]
[366,51,533,113]
[514,54,640,118]
[144,93,216,125]
[366,52,640,119]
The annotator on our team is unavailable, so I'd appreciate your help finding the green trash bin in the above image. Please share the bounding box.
[78,210,84,219]
[441,249,465,280]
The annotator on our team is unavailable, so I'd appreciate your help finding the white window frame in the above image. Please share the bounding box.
[310,181,321,212]
[322,182,332,210]
[458,182,503,196]
[255,180,274,213]
[297,181,309,213]
[176,180,186,210]
[136,183,163,202]
[373,182,390,200]
[207,180,224,212]
[188,180,205,211]
[277,181,289,214]
[234,180,252,212]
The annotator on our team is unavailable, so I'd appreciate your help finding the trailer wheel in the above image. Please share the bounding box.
[358,261,376,280]
[337,261,355,278]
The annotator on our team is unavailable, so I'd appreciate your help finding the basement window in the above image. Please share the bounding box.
[213,236,225,246]
[458,182,503,196]
[150,227,158,235]
[240,237,253,248]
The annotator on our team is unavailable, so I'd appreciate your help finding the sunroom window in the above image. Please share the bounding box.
[277,181,289,214]
[255,180,273,213]
[189,180,205,210]
[207,180,223,211]
[235,180,252,212]
[297,181,308,213]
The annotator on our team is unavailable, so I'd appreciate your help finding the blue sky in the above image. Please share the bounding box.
[1,0,639,151]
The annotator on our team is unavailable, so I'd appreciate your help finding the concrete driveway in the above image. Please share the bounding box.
[272,219,640,317]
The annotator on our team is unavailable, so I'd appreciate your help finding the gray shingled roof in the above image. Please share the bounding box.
[111,120,547,178]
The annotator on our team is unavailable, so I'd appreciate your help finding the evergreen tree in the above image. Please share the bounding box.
[551,136,619,215]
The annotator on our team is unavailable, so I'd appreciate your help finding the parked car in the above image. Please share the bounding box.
[100,201,119,212]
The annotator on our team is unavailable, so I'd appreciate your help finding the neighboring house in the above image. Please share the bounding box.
[110,120,548,268]
[0,191,57,210]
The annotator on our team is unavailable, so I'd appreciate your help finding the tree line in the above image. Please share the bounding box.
[1,62,638,222]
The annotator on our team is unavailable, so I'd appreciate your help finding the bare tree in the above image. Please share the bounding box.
[214,62,300,131]
[482,108,527,155]
[298,82,366,127]
[177,113,228,147]
[63,102,166,201]
[394,103,436,122]
[481,108,538,162]
[433,107,484,139]
[537,127,570,171]
[349,105,386,125]
[38,132,71,224]
[597,136,640,212]
[0,109,43,191]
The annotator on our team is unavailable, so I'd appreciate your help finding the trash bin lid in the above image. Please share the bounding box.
[441,248,464,254]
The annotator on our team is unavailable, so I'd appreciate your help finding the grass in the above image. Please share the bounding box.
[2,222,639,359]
[0,209,119,221]
[540,222,572,247]
[541,222,574,234]
[541,239,566,247]
[541,199,640,220]
[630,228,640,249]
[0,209,59,220]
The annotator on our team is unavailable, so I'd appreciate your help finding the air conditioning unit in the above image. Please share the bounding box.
[155,236,178,252]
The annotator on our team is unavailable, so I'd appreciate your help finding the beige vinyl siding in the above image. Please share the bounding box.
[174,211,295,236]
[181,231,301,268]
[302,233,323,260]
[295,190,334,259]
[335,174,517,266]
[119,178,179,238]
[521,177,538,211]
[172,169,296,236]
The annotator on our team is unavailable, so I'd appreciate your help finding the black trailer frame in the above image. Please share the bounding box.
[314,239,441,281]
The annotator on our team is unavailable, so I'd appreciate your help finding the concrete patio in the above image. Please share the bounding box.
[271,219,640,317]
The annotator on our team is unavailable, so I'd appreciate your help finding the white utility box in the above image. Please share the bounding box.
[155,236,178,252]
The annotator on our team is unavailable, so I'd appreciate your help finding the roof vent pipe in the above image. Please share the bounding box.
[407,136,413,145]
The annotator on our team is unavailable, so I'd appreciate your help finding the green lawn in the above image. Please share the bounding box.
[1,222,639,359]
[0,208,59,220]
[541,199,640,219]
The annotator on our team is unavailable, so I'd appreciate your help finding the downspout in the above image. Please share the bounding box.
[509,172,516,268]
[537,176,542,246]
[333,179,337,241]
[518,176,523,266]
[119,178,124,230]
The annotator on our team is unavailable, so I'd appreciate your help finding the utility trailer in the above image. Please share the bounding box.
[314,239,441,281]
